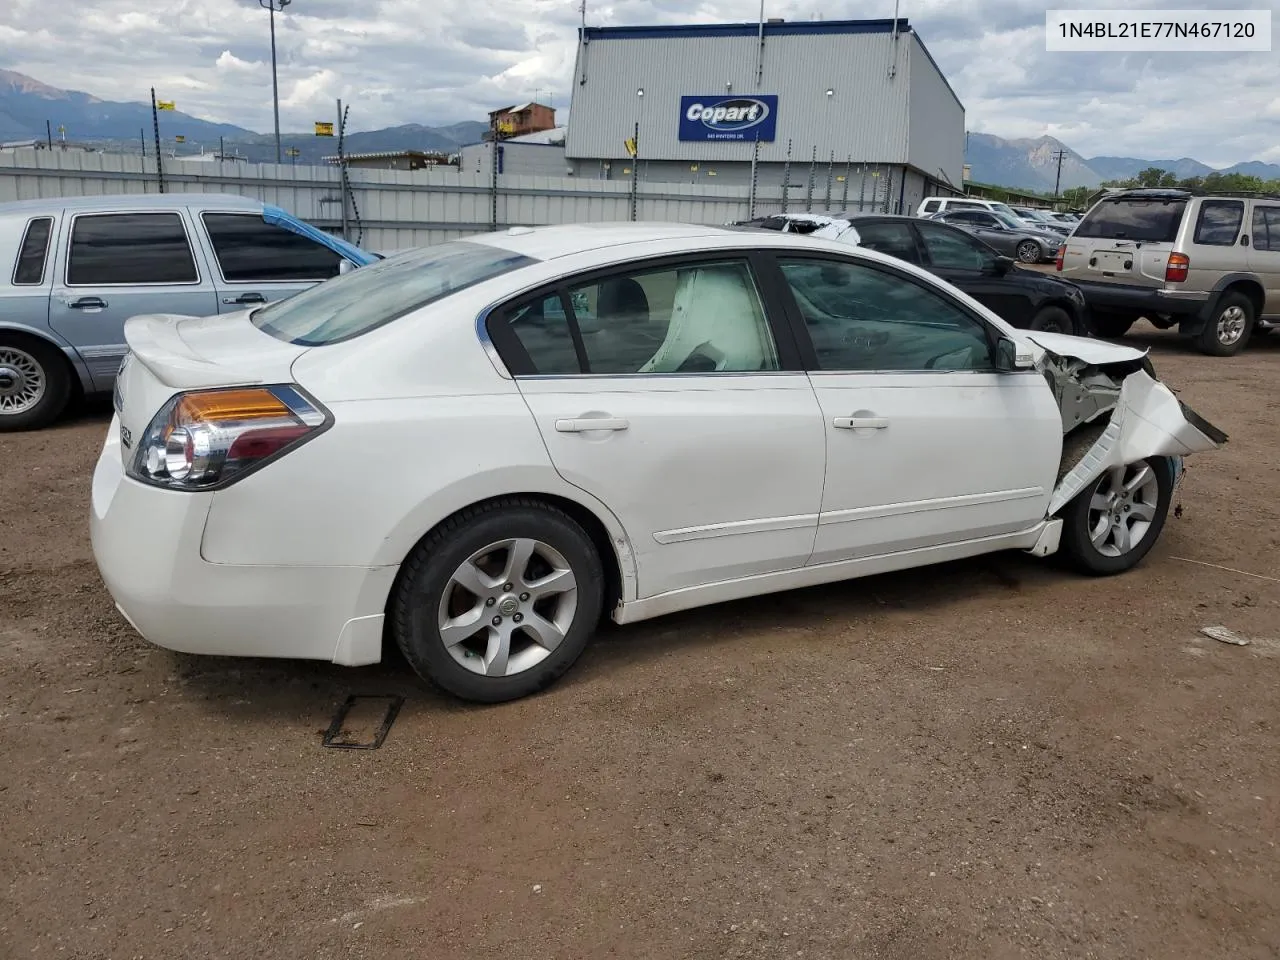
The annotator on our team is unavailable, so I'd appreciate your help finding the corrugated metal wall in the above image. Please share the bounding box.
[907,34,966,188]
[565,26,953,166]
[0,148,793,254]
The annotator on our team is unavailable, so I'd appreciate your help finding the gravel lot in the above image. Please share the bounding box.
[3,325,1279,960]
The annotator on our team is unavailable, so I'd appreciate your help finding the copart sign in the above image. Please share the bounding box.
[678,95,778,141]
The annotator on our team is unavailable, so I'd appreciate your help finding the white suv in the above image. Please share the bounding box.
[917,196,1024,220]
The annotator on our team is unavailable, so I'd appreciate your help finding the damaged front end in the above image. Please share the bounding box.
[1025,333,1229,518]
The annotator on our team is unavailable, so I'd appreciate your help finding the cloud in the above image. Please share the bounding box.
[0,0,1275,166]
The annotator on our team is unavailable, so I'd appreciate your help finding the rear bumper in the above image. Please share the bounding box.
[1068,279,1211,317]
[89,417,397,667]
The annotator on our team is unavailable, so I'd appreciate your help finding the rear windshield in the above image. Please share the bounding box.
[251,240,538,346]
[1076,198,1187,242]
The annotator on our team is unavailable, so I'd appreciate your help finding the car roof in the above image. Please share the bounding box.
[467,221,739,261]
[0,192,265,215]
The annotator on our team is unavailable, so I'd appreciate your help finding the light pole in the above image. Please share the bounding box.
[259,0,292,163]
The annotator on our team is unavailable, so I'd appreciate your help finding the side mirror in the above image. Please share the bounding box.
[988,255,1015,275]
[339,259,356,275]
[994,336,1036,372]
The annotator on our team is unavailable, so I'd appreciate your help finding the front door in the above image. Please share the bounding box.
[193,210,345,313]
[767,253,1062,565]
[48,210,218,391]
[489,255,826,598]
[1248,202,1280,318]
[914,220,1032,325]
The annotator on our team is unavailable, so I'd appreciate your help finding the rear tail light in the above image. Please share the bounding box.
[1165,252,1190,283]
[1055,244,1065,271]
[127,384,329,490]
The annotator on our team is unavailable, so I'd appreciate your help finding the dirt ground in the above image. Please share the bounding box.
[3,325,1279,960]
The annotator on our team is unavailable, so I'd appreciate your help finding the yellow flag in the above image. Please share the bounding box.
[157,100,176,111]
[174,135,186,143]
[623,137,637,158]
[314,121,334,137]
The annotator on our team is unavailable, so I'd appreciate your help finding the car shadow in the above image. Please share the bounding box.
[1111,322,1280,356]
[169,548,1063,723]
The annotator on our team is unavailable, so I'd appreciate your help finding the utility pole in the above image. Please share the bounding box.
[1052,149,1068,197]
[150,88,165,194]
[259,0,292,164]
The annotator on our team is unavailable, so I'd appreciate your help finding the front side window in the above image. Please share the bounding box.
[921,200,940,214]
[13,217,53,285]
[916,222,996,271]
[1252,205,1280,252]
[851,221,919,263]
[502,259,780,376]
[67,213,198,285]
[252,240,537,346]
[778,257,993,373]
[1194,200,1244,247]
[202,213,342,282]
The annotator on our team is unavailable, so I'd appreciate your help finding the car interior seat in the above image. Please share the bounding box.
[639,266,778,373]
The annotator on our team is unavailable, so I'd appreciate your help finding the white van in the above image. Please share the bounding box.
[917,196,1023,220]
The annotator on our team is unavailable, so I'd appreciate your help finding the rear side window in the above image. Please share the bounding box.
[1253,206,1280,252]
[202,213,342,282]
[921,200,940,214]
[67,213,198,285]
[1075,199,1187,242]
[1193,200,1244,247]
[251,240,536,346]
[852,221,920,263]
[12,217,53,285]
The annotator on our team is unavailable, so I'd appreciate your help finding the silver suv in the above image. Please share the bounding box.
[1059,188,1279,356]
[0,193,374,430]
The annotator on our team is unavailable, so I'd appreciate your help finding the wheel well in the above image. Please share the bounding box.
[383,492,626,635]
[1220,279,1264,317]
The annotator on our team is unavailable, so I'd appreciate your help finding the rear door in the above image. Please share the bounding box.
[48,209,218,391]
[487,252,826,599]
[1060,195,1187,287]
[196,210,344,313]
[915,219,1033,325]
[1248,202,1280,317]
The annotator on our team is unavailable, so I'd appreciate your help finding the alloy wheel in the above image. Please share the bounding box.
[437,537,579,677]
[1086,463,1160,558]
[1216,305,1247,346]
[0,346,45,415]
[1016,241,1040,263]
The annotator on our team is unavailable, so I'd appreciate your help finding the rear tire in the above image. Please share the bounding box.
[1197,291,1254,356]
[0,336,72,432]
[1059,457,1173,576]
[1028,306,1075,335]
[1088,311,1135,339]
[390,498,605,703]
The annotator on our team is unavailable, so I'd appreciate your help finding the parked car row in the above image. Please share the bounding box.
[0,194,377,430]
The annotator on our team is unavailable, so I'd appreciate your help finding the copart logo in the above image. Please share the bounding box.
[684,98,770,133]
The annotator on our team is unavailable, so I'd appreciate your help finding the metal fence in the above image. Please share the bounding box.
[0,146,917,253]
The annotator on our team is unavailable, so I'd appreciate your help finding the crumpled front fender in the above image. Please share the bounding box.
[1039,346,1228,516]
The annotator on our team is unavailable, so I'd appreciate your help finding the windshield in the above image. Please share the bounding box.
[1075,198,1187,242]
[252,241,538,346]
[990,202,1021,221]
[993,212,1026,230]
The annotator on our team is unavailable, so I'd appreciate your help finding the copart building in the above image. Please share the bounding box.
[462,17,965,214]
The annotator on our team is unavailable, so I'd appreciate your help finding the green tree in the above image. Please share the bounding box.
[1135,167,1176,187]
[1062,186,1092,208]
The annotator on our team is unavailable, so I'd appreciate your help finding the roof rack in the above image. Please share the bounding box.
[1104,187,1280,202]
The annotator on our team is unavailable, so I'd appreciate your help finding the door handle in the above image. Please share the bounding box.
[833,416,889,430]
[68,297,108,310]
[221,292,267,305]
[555,417,630,433]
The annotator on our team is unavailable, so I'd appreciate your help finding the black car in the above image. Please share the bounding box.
[735,213,1088,335]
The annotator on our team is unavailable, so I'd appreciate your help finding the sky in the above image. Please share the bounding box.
[0,0,1276,165]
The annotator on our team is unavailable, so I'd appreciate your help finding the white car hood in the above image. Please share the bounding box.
[1024,330,1148,366]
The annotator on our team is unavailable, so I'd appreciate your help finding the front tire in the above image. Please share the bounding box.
[1028,306,1075,335]
[390,499,605,703]
[1016,240,1042,264]
[1059,457,1173,575]
[1197,291,1254,356]
[0,336,71,432]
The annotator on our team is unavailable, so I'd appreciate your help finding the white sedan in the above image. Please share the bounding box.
[91,223,1227,702]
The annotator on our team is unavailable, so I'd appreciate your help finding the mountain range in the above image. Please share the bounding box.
[964,132,1280,193]
[3,68,1277,187]
[0,69,488,162]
